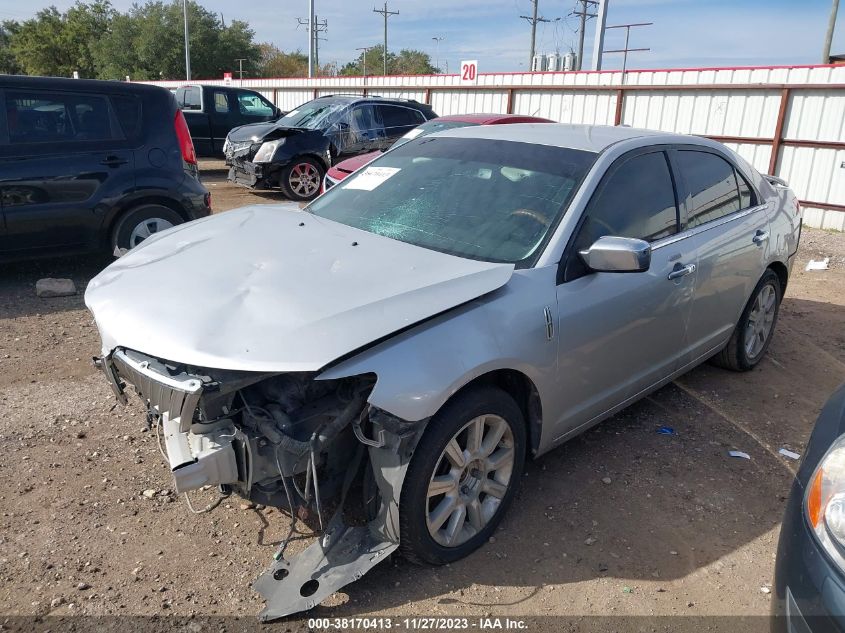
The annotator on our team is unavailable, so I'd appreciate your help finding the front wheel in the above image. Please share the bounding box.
[399,386,526,565]
[280,157,324,202]
[711,269,782,371]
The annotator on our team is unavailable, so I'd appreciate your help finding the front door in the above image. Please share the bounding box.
[550,149,696,442]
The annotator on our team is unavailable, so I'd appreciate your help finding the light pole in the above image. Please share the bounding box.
[182,0,191,80]
[432,36,445,73]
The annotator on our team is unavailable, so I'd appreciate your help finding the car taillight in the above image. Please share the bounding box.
[174,110,197,166]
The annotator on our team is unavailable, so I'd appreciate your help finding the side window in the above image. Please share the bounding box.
[174,87,186,107]
[183,86,202,111]
[380,105,423,134]
[677,150,741,228]
[575,151,679,253]
[737,171,755,209]
[5,90,116,144]
[213,91,229,114]
[237,92,275,116]
[350,105,381,137]
[110,94,142,141]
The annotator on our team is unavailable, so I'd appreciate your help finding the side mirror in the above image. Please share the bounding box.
[579,235,651,273]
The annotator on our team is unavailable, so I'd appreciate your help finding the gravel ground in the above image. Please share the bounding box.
[1,163,844,629]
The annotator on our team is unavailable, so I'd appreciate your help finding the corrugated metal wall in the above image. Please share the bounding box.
[149,64,845,230]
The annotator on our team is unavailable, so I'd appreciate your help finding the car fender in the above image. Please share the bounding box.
[318,266,559,425]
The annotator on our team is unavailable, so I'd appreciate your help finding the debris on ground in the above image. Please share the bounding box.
[778,448,801,460]
[657,426,675,435]
[805,258,830,271]
[728,450,751,460]
[35,278,77,298]
[601,477,612,485]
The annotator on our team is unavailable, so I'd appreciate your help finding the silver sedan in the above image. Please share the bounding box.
[85,123,802,619]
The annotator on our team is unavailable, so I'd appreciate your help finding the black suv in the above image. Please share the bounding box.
[0,76,211,261]
[225,94,437,201]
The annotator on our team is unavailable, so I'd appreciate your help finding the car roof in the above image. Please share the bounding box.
[434,113,554,124]
[434,123,698,153]
[0,74,168,97]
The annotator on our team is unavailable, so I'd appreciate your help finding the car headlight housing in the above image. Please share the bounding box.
[806,435,845,565]
[253,139,284,163]
[222,137,230,154]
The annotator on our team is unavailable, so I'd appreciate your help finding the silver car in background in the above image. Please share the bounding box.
[85,123,802,619]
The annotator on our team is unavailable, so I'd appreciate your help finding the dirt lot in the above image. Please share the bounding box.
[1,160,844,629]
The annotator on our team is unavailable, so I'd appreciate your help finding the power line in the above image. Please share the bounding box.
[570,0,598,71]
[373,2,399,75]
[520,1,557,68]
[603,21,652,76]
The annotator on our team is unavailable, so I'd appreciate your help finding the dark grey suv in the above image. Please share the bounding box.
[0,76,211,261]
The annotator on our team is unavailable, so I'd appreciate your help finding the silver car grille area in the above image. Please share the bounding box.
[110,349,203,432]
[226,140,253,161]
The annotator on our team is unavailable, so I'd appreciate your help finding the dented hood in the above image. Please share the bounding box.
[85,205,514,372]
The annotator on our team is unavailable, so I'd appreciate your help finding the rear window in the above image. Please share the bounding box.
[5,90,117,144]
[110,94,142,140]
[182,86,201,111]
[678,150,742,228]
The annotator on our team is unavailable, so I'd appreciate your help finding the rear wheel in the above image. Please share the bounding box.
[111,204,184,255]
[399,386,526,565]
[280,158,324,202]
[711,269,782,371]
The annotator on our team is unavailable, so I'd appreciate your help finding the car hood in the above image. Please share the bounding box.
[331,151,380,175]
[85,205,514,373]
[227,122,312,143]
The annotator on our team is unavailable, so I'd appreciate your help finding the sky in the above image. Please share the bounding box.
[1,0,844,75]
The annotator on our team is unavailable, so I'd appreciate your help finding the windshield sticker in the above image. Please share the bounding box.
[285,109,299,117]
[343,166,401,191]
[402,128,424,140]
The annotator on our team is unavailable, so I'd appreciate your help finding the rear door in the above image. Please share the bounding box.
[232,90,277,126]
[335,104,383,160]
[378,105,426,148]
[669,147,772,365]
[0,87,134,255]
[551,148,696,440]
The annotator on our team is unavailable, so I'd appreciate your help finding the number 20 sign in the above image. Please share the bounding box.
[460,60,478,85]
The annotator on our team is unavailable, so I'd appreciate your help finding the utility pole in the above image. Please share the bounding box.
[235,58,247,81]
[313,16,328,74]
[432,36,445,74]
[373,2,399,75]
[356,46,375,78]
[603,22,651,76]
[823,0,840,63]
[571,0,598,70]
[590,0,609,70]
[182,0,191,80]
[308,0,315,77]
[297,12,326,76]
[520,1,553,68]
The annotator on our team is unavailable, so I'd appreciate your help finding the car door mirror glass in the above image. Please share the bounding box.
[579,235,651,273]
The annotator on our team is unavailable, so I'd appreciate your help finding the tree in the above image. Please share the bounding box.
[0,21,22,75]
[9,1,114,78]
[339,45,438,76]
[256,44,308,78]
[91,0,258,80]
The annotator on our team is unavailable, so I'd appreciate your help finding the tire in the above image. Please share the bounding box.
[399,386,526,566]
[279,157,324,202]
[111,204,184,255]
[711,268,782,371]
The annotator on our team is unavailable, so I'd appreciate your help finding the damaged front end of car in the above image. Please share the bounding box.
[94,347,424,621]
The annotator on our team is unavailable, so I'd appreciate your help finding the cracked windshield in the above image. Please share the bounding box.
[309,136,596,264]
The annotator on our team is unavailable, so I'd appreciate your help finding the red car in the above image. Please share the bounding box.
[322,113,555,191]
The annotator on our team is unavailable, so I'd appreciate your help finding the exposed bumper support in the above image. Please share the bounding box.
[254,410,424,620]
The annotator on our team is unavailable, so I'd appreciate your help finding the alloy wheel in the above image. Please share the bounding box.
[744,281,777,359]
[288,162,321,197]
[128,218,175,248]
[425,414,515,547]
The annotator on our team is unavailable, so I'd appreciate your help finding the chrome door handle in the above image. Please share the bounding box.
[752,230,770,245]
[668,263,696,280]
